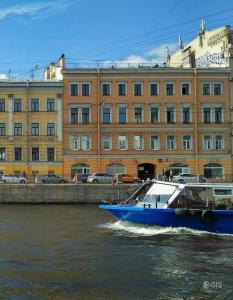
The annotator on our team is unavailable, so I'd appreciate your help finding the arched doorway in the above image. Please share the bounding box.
[169,163,190,176]
[204,163,224,179]
[106,163,125,175]
[71,163,90,178]
[138,163,155,180]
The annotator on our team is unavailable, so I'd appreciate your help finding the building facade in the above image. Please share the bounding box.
[60,65,231,182]
[0,80,63,181]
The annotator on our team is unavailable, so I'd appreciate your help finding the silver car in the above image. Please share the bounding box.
[35,174,67,184]
[87,173,115,184]
[1,174,27,184]
[172,173,206,183]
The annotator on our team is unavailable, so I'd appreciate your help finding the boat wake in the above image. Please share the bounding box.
[101,220,233,238]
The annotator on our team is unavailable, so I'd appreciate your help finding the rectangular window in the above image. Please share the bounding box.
[73,136,80,150]
[214,83,222,95]
[81,135,91,150]
[183,135,192,150]
[0,148,6,160]
[118,83,126,96]
[215,135,224,150]
[118,106,127,124]
[82,107,90,124]
[203,135,212,150]
[14,147,22,161]
[47,148,55,161]
[150,107,159,123]
[182,107,191,123]
[203,83,210,95]
[166,107,175,123]
[32,147,39,161]
[71,108,79,124]
[134,83,142,96]
[118,135,127,150]
[150,83,158,96]
[14,123,22,136]
[102,106,111,124]
[0,123,6,136]
[47,98,55,112]
[71,83,78,96]
[102,135,112,150]
[102,83,111,96]
[166,83,174,95]
[182,83,190,95]
[82,83,90,96]
[31,123,39,136]
[203,107,211,123]
[71,135,91,150]
[134,107,143,123]
[47,123,55,136]
[0,99,5,112]
[31,99,39,112]
[151,136,160,150]
[214,107,223,123]
[134,135,143,150]
[14,99,22,112]
[167,135,175,150]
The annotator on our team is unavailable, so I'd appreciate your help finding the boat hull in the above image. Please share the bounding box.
[99,205,233,234]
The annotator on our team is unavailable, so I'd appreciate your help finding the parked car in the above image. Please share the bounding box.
[115,173,141,183]
[35,174,68,184]
[1,174,27,184]
[172,173,206,183]
[87,173,115,184]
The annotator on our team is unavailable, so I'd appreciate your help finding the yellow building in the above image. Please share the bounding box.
[0,80,63,182]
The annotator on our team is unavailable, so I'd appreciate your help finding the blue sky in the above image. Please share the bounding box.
[0,0,233,78]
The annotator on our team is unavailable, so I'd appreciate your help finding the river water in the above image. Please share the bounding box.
[0,204,232,300]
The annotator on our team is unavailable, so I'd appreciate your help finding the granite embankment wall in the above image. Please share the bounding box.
[0,184,134,204]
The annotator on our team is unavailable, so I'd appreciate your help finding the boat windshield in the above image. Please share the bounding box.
[138,183,177,207]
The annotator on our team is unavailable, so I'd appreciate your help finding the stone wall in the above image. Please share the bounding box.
[0,184,134,204]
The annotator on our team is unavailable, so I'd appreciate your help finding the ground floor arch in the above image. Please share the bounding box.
[169,163,190,176]
[106,163,125,175]
[138,163,156,180]
[204,163,224,179]
[71,163,91,178]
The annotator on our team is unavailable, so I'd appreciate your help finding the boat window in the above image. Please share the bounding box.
[214,189,232,196]
[169,186,214,209]
[142,183,177,204]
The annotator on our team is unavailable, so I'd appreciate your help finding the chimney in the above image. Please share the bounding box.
[59,54,65,68]
[44,67,50,79]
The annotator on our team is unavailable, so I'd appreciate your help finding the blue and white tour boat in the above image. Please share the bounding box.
[99,180,233,234]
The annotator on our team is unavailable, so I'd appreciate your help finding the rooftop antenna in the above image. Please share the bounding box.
[31,64,39,80]
[8,69,12,81]
[166,46,170,63]
[178,35,184,49]
[200,18,206,34]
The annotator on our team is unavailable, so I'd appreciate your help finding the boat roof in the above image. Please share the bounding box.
[153,180,233,189]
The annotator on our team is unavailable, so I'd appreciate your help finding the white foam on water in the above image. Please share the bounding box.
[101,220,233,238]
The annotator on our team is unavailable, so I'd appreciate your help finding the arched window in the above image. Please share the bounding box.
[204,163,224,179]
[106,163,125,175]
[169,163,190,175]
[71,163,90,178]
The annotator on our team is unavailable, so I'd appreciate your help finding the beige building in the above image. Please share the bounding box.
[0,80,63,181]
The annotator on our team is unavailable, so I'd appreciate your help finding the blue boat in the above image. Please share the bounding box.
[99,181,233,234]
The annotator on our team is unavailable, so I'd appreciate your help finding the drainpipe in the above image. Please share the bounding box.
[26,80,29,180]
[194,68,198,174]
[97,69,100,171]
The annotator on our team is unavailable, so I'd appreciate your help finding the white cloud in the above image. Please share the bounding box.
[0,0,75,21]
[0,73,8,79]
[102,44,178,68]
[145,43,178,61]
